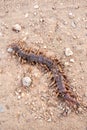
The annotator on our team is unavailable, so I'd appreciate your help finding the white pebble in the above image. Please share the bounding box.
[73,78,76,81]
[78,107,83,113]
[64,62,69,66]
[71,21,76,28]
[63,21,68,25]
[68,12,75,19]
[12,24,21,32]
[25,13,29,18]
[43,45,47,49]
[34,4,39,9]
[81,77,84,80]
[22,76,32,87]
[72,35,77,39]
[17,95,21,100]
[73,88,76,92]
[70,58,75,63]
[15,91,19,96]
[21,93,25,97]
[34,12,37,15]
[65,48,73,56]
[7,47,13,53]
[47,118,52,122]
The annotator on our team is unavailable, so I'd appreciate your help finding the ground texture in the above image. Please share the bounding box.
[0,0,87,130]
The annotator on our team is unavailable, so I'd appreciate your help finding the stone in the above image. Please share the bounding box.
[71,21,76,28]
[34,5,39,9]
[12,24,21,32]
[70,58,75,63]
[17,95,21,100]
[47,118,52,122]
[65,48,73,56]
[64,62,69,66]
[7,47,13,53]
[25,13,29,18]
[22,76,32,87]
[78,107,83,113]
[68,12,75,19]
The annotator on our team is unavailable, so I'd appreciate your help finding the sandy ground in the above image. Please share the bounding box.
[0,0,87,130]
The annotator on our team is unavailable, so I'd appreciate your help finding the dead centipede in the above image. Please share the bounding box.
[9,41,79,108]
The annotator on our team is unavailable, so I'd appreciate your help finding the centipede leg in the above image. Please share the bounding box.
[49,81,56,88]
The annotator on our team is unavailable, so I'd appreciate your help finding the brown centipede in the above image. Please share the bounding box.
[9,41,79,108]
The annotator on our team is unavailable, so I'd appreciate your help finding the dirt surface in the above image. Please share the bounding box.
[0,0,87,130]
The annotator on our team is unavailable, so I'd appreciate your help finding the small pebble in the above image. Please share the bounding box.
[34,4,39,9]
[71,21,76,28]
[18,89,22,93]
[65,48,73,56]
[64,62,69,66]
[72,35,77,39]
[43,45,47,49]
[22,76,32,87]
[73,88,76,92]
[70,58,75,63]
[81,77,84,80]
[40,18,44,22]
[78,107,83,113]
[47,118,52,122]
[7,47,13,53]
[34,12,37,15]
[12,24,21,32]
[73,78,76,81]
[68,12,75,19]
[25,13,29,18]
[21,92,25,97]
[15,91,19,96]
[63,21,68,25]
[17,95,21,100]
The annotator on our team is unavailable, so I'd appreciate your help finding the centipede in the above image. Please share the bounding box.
[9,41,79,108]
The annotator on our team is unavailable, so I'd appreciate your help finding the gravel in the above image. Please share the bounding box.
[22,76,32,87]
[70,58,75,63]
[71,21,77,28]
[7,47,13,53]
[34,4,39,9]
[68,12,75,19]
[25,13,29,18]
[65,48,73,56]
[12,24,21,32]
[47,118,52,122]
